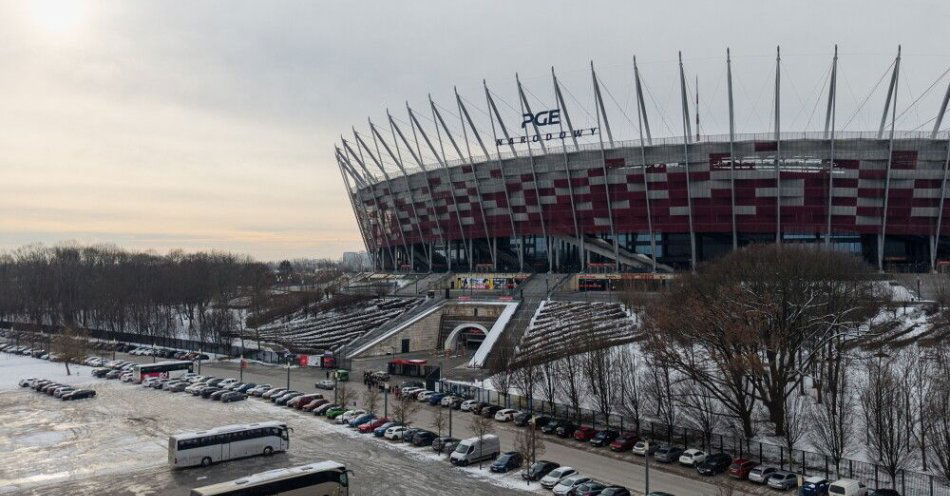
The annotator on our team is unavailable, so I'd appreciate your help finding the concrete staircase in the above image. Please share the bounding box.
[478,272,565,367]
[342,297,444,358]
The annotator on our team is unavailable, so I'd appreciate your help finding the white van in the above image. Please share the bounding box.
[828,478,868,496]
[449,434,500,466]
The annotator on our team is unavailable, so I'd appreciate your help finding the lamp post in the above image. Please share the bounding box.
[285,355,291,390]
[384,382,389,417]
[644,440,651,494]
[112,339,117,361]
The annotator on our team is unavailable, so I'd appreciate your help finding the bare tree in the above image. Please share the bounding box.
[928,345,950,482]
[538,358,560,414]
[391,392,421,425]
[362,387,380,414]
[782,395,807,472]
[676,379,724,450]
[432,406,447,436]
[487,332,516,408]
[809,360,855,478]
[616,345,644,434]
[862,356,915,484]
[643,356,678,443]
[555,351,584,421]
[512,357,540,412]
[336,381,356,409]
[580,322,618,426]
[52,327,88,376]
[469,413,495,469]
[515,423,545,475]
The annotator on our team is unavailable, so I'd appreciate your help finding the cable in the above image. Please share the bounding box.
[841,60,894,131]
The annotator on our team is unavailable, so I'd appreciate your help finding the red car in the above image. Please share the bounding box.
[728,458,756,479]
[609,432,639,452]
[359,417,390,433]
[573,426,597,442]
[302,398,329,412]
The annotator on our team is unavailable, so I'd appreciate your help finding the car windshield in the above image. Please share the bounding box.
[453,443,468,454]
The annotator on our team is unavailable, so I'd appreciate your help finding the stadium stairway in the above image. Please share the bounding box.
[342,296,444,358]
[554,235,672,272]
[480,272,567,367]
[394,272,452,296]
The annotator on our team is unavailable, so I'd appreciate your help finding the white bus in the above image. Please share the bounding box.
[189,461,349,496]
[134,360,194,383]
[168,421,290,468]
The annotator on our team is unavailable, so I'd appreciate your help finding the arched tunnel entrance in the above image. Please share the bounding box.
[444,323,488,355]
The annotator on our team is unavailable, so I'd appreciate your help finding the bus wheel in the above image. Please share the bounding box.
[201,457,212,467]
[263,446,273,456]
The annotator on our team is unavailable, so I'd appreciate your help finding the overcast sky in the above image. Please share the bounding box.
[2,0,949,261]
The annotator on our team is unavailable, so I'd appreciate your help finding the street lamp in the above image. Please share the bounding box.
[644,440,651,494]
[285,355,291,390]
[383,382,389,417]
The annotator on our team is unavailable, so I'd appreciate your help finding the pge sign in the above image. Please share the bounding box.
[521,109,561,128]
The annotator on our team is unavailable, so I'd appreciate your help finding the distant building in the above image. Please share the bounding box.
[341,251,370,271]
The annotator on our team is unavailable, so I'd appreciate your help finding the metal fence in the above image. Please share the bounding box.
[439,381,950,496]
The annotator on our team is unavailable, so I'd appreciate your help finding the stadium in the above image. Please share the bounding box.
[335,49,950,274]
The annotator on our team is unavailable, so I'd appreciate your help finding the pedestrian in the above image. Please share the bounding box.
[325,370,329,379]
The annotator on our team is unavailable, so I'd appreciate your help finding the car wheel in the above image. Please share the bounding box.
[201,457,212,467]
[263,446,274,456]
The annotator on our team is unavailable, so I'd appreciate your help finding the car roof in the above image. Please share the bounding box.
[805,476,827,483]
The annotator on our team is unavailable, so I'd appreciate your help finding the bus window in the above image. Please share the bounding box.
[279,428,289,441]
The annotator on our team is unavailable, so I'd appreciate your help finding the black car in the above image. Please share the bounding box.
[412,430,437,447]
[201,387,223,398]
[402,428,421,444]
[530,415,552,430]
[513,412,532,427]
[555,421,577,438]
[470,402,490,415]
[432,436,460,453]
[481,405,503,418]
[521,460,559,481]
[62,389,96,400]
[590,429,620,447]
[91,368,111,378]
[541,419,565,435]
[490,451,523,473]
[600,487,631,496]
[210,389,230,401]
[869,491,901,496]
[696,453,733,475]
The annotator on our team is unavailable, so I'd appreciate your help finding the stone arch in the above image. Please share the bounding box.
[444,323,489,351]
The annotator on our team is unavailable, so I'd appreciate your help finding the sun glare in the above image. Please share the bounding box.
[28,0,86,35]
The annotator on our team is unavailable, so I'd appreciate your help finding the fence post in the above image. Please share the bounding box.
[780,446,785,470]
[930,474,934,496]
[901,470,905,494]
[824,456,829,479]
[801,450,805,476]
[874,465,878,488]
[719,434,723,452]
[759,442,763,463]
[849,460,853,478]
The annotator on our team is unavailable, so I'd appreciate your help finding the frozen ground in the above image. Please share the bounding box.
[0,354,537,495]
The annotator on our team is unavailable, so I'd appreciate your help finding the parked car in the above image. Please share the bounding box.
[748,464,779,484]
[653,445,685,463]
[481,405,503,418]
[384,426,408,440]
[62,389,96,400]
[800,476,831,496]
[540,466,577,489]
[289,393,322,409]
[489,451,523,473]
[679,448,707,466]
[449,435,500,467]
[573,426,597,442]
[868,490,901,496]
[315,403,341,416]
[609,432,638,452]
[416,391,436,402]
[427,393,447,406]
[261,388,286,400]
[315,380,335,390]
[165,382,188,393]
[459,399,479,411]
[727,458,756,479]
[221,391,247,403]
[529,415,552,430]
[209,389,230,401]
[349,413,377,428]
[573,480,608,496]
[828,479,868,496]
[302,398,329,412]
[469,402,490,415]
[401,428,421,444]
[432,435,459,453]
[696,453,732,475]
[91,368,111,378]
[552,474,591,496]
[494,408,519,422]
[200,387,224,399]
[274,391,303,405]
[552,420,577,437]
[600,487,631,496]
[374,422,399,437]
[513,411,533,427]
[358,417,390,434]
[412,430,437,447]
[767,471,799,490]
[590,429,619,447]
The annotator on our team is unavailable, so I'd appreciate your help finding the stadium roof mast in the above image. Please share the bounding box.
[933,79,950,139]
[879,46,902,272]
[407,103,474,272]
[517,74,553,273]
[726,48,738,251]
[334,148,377,270]
[457,86,520,271]
[678,52,698,271]
[553,67,586,271]
[480,82,524,272]
[340,139,398,270]
[824,45,839,247]
[633,56,658,271]
[591,61,622,271]
[429,95,496,271]
[388,110,449,272]
[352,129,414,271]
[774,46,782,245]
[370,118,434,271]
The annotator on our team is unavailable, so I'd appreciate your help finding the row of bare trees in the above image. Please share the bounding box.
[0,244,273,347]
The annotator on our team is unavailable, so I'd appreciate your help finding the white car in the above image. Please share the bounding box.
[384,426,408,440]
[218,378,238,388]
[337,409,366,424]
[141,377,161,387]
[440,395,459,407]
[460,399,479,411]
[401,386,422,396]
[540,466,576,490]
[417,391,436,402]
[552,475,591,496]
[679,448,706,466]
[494,408,519,422]
[120,373,135,382]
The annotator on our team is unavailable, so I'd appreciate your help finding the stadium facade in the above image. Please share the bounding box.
[334,48,950,273]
